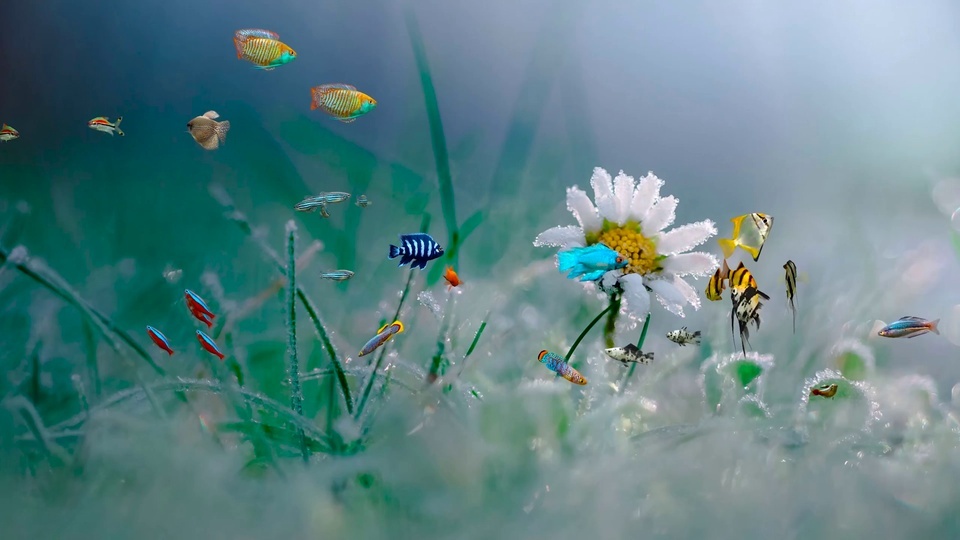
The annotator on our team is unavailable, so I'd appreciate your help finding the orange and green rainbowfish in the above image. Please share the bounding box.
[233,29,296,70]
[310,84,377,123]
[537,350,587,385]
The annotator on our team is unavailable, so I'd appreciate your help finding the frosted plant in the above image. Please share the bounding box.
[534,167,719,321]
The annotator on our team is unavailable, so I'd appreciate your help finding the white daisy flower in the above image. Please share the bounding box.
[534,167,719,321]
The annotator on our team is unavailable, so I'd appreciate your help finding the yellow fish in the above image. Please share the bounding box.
[310,84,377,123]
[705,259,730,301]
[718,213,773,261]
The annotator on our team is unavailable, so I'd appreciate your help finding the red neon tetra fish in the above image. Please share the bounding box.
[146,325,174,356]
[196,330,224,360]
[443,266,461,289]
[185,289,215,328]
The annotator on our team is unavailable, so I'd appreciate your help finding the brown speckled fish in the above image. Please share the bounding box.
[187,111,230,151]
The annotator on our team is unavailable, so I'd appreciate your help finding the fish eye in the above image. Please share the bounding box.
[615,256,624,264]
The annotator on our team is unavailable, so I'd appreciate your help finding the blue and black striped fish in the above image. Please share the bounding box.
[388,233,444,270]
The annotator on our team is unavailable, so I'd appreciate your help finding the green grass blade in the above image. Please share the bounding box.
[0,245,165,376]
[284,222,308,463]
[405,10,458,263]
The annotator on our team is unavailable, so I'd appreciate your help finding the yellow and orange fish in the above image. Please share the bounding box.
[443,266,461,289]
[87,116,124,136]
[0,123,20,142]
[310,84,377,123]
[718,213,773,261]
[233,29,296,70]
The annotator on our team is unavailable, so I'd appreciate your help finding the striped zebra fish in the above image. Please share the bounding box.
[388,233,444,270]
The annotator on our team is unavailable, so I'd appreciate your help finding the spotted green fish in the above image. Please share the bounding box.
[537,350,587,385]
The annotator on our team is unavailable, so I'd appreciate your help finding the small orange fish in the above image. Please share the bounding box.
[443,266,461,289]
[310,84,377,123]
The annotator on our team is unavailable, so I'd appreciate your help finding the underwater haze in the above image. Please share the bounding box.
[5,0,960,538]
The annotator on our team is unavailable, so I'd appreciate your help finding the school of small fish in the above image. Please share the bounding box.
[3,26,939,398]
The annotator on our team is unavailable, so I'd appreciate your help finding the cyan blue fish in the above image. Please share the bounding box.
[878,316,940,338]
[557,244,628,282]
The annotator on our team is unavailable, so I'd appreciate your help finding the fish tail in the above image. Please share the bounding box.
[216,121,230,143]
[388,244,401,259]
[557,250,577,272]
[930,318,941,335]
[115,116,124,137]
[718,238,737,259]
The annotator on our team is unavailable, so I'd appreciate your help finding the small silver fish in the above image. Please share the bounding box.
[355,194,370,208]
[604,344,653,366]
[295,192,351,217]
[320,270,354,281]
[187,111,230,151]
[666,327,701,346]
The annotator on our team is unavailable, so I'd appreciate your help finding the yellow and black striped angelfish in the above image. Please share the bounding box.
[727,262,769,354]
[718,213,773,261]
[783,260,798,333]
[705,260,730,301]
[233,29,297,70]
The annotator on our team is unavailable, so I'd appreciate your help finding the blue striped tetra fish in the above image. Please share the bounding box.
[388,233,443,270]
[320,270,354,281]
[878,316,940,339]
[359,320,404,357]
[537,350,587,385]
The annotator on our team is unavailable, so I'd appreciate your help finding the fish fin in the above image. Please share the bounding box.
[203,111,220,120]
[899,316,925,321]
[116,128,124,136]
[339,117,357,124]
[399,254,414,266]
[416,258,428,269]
[388,244,401,259]
[557,250,578,272]
[757,289,770,300]
[115,116,122,127]
[376,322,389,334]
[742,244,761,261]
[930,319,941,335]
[328,83,358,91]
[718,238,737,259]
[216,121,230,143]
[692,331,701,338]
[578,270,604,282]
[199,136,219,150]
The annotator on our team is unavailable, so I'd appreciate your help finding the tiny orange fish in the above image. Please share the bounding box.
[443,266,461,289]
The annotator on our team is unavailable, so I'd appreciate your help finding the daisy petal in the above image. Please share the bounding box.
[641,195,678,236]
[656,220,717,255]
[590,167,618,222]
[647,277,687,317]
[629,172,663,222]
[670,275,702,312]
[613,171,635,225]
[600,269,621,291]
[566,186,601,233]
[534,225,586,248]
[662,252,719,277]
[620,274,651,321]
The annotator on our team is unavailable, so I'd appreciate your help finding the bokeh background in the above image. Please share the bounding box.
[5,1,960,538]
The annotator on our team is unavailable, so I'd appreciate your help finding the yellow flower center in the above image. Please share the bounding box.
[589,220,661,276]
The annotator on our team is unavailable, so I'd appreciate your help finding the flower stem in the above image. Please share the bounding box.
[602,295,621,348]
[565,303,615,362]
[621,313,652,389]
